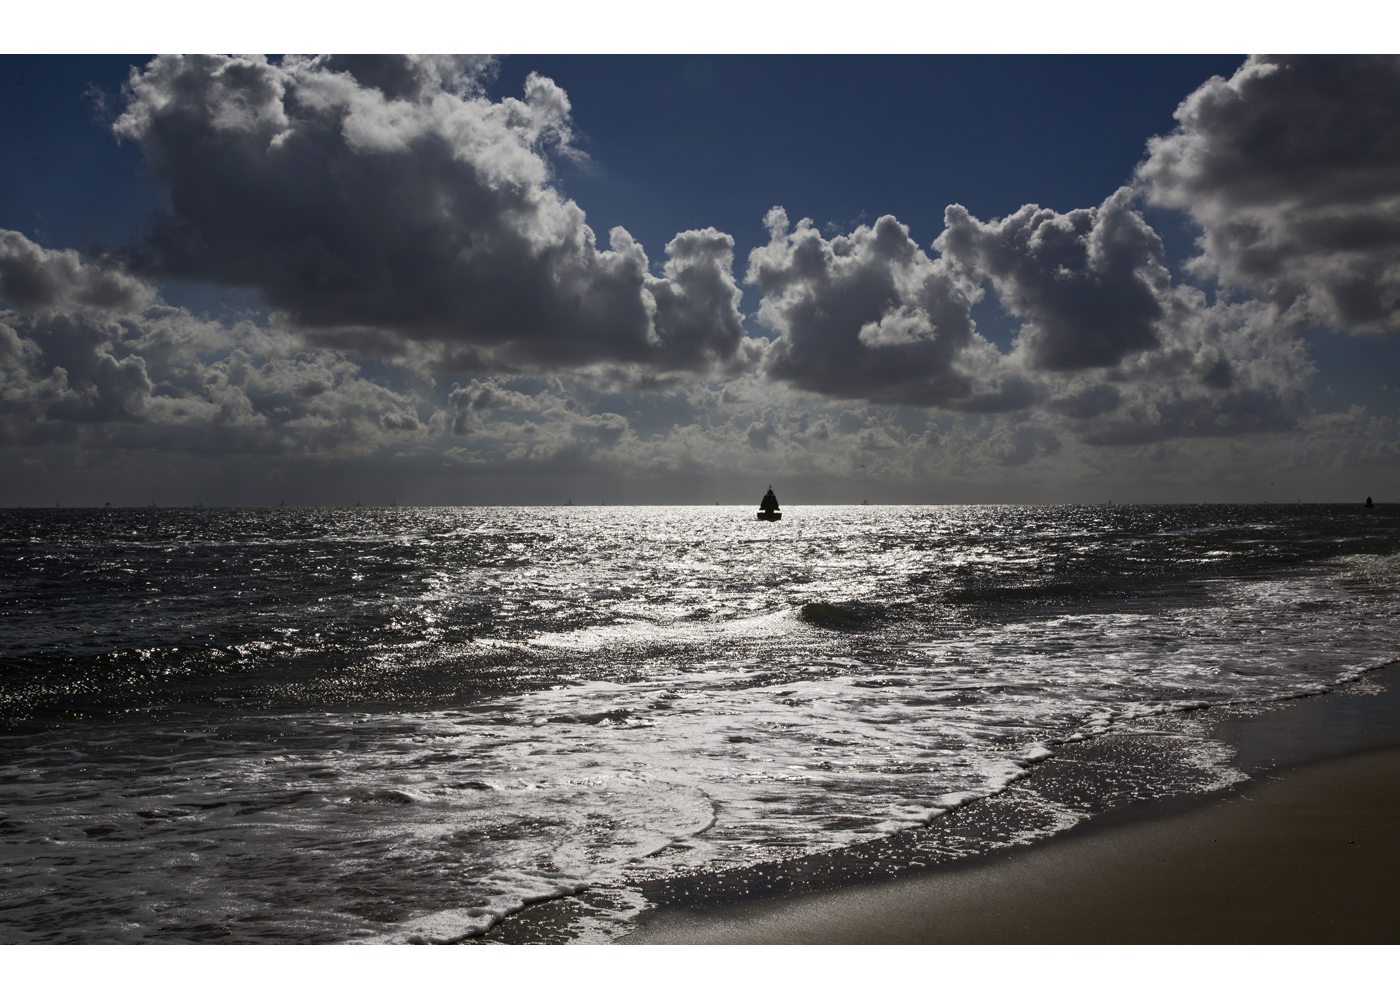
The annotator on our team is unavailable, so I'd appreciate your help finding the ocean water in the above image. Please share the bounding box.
[1,503,1397,943]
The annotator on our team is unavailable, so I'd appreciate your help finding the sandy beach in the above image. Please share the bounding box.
[622,745,1400,944]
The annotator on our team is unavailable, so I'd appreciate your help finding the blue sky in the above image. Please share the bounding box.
[2,53,1397,505]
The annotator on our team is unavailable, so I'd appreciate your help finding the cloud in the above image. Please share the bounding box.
[1,230,155,313]
[1139,55,1400,334]
[748,190,1314,445]
[1291,406,1400,469]
[988,423,1062,466]
[1048,383,1122,420]
[11,55,1394,502]
[745,407,779,451]
[0,307,442,457]
[748,208,1022,408]
[0,229,441,456]
[442,377,640,466]
[1069,295,1314,445]
[447,377,546,435]
[96,53,1354,457]
[112,55,752,376]
[937,188,1172,371]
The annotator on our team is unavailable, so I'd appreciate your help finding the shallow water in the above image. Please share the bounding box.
[2,504,1397,942]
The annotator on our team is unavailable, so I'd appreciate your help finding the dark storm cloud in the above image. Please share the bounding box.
[113,55,752,374]
[1139,55,1400,333]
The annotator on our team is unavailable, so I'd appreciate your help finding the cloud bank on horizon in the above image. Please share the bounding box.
[1,54,1397,501]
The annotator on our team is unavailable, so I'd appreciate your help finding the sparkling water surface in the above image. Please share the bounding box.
[2,504,1397,942]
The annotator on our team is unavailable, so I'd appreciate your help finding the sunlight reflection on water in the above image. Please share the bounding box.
[1,504,1398,942]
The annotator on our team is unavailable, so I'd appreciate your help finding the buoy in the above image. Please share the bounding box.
[757,485,782,521]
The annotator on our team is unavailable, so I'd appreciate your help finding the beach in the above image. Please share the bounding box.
[621,666,1400,945]
[622,744,1400,943]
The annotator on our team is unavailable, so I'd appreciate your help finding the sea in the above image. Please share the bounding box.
[2,503,1397,944]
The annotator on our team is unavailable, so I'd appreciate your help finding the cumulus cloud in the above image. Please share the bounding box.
[743,53,1400,446]
[937,188,1172,371]
[1139,55,1400,333]
[1,230,155,313]
[986,423,1062,467]
[0,228,441,456]
[931,186,1315,444]
[750,190,1194,416]
[748,208,1023,408]
[442,377,640,466]
[749,189,1315,446]
[1291,406,1400,469]
[447,377,544,435]
[745,407,780,451]
[11,55,1395,500]
[0,307,442,457]
[112,54,752,375]
[1070,294,1313,445]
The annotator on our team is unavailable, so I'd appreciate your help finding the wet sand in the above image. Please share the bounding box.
[622,744,1400,944]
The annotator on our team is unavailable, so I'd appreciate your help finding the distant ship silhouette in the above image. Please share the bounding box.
[1366,496,1375,508]
[757,486,781,522]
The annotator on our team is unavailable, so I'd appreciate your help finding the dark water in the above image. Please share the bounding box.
[2,504,1397,942]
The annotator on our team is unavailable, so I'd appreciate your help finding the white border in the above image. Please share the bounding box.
[5,944,1398,1000]
[3,0,1395,55]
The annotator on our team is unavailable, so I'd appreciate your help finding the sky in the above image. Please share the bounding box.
[2,51,1398,506]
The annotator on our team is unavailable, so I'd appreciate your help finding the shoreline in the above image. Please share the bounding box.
[620,744,1400,943]
[607,662,1400,944]
[474,660,1400,944]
